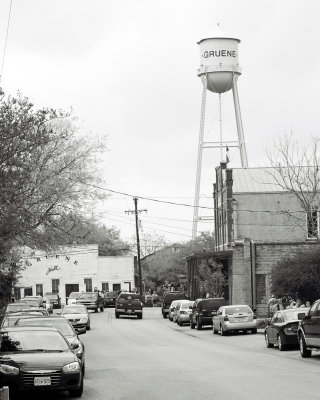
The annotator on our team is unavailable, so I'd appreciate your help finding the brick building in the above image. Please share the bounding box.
[15,245,135,305]
[188,163,319,315]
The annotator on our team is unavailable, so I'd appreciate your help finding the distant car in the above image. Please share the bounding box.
[161,292,187,319]
[20,297,43,308]
[5,303,31,314]
[168,300,184,322]
[190,298,228,330]
[76,292,104,312]
[265,308,310,350]
[212,305,257,335]
[115,292,143,319]
[67,292,81,305]
[44,292,61,309]
[172,300,193,323]
[176,301,194,326]
[61,305,91,332]
[0,326,83,397]
[14,315,86,374]
[297,299,320,358]
[0,311,48,329]
[103,291,118,307]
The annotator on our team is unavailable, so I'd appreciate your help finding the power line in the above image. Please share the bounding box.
[0,0,13,83]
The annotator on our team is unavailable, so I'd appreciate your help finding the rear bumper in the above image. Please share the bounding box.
[116,308,142,315]
[224,321,257,331]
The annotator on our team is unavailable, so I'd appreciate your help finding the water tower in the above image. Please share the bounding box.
[192,24,248,238]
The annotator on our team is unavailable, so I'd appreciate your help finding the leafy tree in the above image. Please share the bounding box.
[197,261,227,298]
[271,245,320,303]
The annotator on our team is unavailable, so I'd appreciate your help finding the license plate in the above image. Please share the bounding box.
[34,377,51,386]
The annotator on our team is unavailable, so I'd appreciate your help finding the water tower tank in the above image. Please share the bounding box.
[198,25,241,93]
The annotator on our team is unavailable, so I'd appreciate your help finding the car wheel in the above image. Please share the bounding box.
[100,306,104,312]
[163,313,167,319]
[87,323,91,331]
[190,321,195,329]
[220,324,226,336]
[69,377,83,397]
[265,333,274,348]
[299,334,312,358]
[196,318,202,330]
[95,308,98,313]
[277,334,286,351]
[213,325,218,334]
[137,314,142,319]
[251,328,257,334]
[115,312,119,319]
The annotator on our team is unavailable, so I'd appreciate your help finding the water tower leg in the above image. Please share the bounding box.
[232,75,248,168]
[192,75,207,239]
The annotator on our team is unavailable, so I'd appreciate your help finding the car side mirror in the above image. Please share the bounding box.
[298,313,306,320]
[70,342,80,350]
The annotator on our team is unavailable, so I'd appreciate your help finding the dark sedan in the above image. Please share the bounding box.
[0,326,83,397]
[264,307,310,350]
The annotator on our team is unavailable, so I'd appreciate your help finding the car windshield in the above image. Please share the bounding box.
[284,309,309,321]
[6,304,31,313]
[225,306,252,315]
[68,292,80,299]
[62,306,86,314]
[202,299,225,309]
[79,293,97,299]
[15,318,75,336]
[119,294,140,300]
[22,299,39,307]
[2,313,45,327]
[181,302,194,309]
[0,330,69,352]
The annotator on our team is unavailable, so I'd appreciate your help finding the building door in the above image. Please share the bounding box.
[65,284,79,302]
[113,283,121,292]
[24,287,33,296]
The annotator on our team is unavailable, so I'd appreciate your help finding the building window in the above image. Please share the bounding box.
[101,282,109,292]
[256,274,266,304]
[307,210,319,239]
[52,279,60,294]
[36,284,43,296]
[113,283,121,292]
[84,278,92,292]
[24,287,33,296]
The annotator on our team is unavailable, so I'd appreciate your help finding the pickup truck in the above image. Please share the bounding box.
[76,292,104,312]
[115,292,143,319]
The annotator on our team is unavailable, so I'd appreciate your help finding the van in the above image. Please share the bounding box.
[162,291,187,319]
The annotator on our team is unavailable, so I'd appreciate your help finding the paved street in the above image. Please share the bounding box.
[73,307,318,400]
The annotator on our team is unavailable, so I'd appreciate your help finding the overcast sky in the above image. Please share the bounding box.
[1,0,319,244]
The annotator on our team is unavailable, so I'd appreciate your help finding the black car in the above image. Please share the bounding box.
[297,299,320,357]
[0,326,83,397]
[115,293,143,319]
[14,315,86,374]
[161,292,187,319]
[44,292,61,309]
[190,297,228,330]
[264,308,310,350]
[104,291,118,307]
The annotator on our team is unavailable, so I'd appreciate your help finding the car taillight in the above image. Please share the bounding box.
[224,315,229,321]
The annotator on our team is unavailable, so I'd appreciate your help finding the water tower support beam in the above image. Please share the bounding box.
[192,75,208,239]
[232,74,248,168]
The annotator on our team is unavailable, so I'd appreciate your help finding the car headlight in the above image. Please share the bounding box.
[79,318,88,323]
[63,362,80,373]
[0,364,19,375]
[74,341,83,355]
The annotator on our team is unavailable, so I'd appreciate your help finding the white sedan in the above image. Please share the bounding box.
[212,305,257,335]
[60,304,91,333]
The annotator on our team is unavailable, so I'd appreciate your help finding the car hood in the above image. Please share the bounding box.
[62,313,87,319]
[0,351,77,370]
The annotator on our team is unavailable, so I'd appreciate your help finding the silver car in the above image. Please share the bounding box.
[212,305,257,335]
[176,301,194,326]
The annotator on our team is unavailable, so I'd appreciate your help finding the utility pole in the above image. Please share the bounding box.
[125,198,147,298]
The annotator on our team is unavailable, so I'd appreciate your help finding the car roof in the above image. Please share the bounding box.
[281,307,310,313]
[222,304,251,308]
[1,326,59,333]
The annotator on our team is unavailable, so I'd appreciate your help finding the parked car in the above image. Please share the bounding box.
[20,297,43,308]
[4,303,31,314]
[44,292,61,309]
[297,299,320,357]
[161,291,187,319]
[103,291,118,307]
[67,292,81,305]
[176,301,194,326]
[190,297,228,330]
[1,311,48,329]
[0,326,83,397]
[115,292,143,319]
[14,315,86,374]
[171,300,192,322]
[75,292,104,312]
[212,305,257,335]
[61,305,91,332]
[264,308,310,350]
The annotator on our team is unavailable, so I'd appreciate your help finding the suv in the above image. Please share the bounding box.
[190,297,228,330]
[76,292,104,312]
[297,299,320,357]
[162,292,187,319]
[104,291,118,307]
[115,292,143,319]
[44,292,61,309]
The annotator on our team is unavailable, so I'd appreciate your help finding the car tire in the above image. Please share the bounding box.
[265,333,274,348]
[251,328,257,334]
[100,306,104,312]
[299,334,312,358]
[163,313,167,319]
[196,318,202,330]
[137,314,142,319]
[220,324,226,336]
[277,334,286,351]
[115,312,119,319]
[69,377,83,398]
[190,322,195,329]
[95,308,98,313]
[213,325,218,334]
[87,324,90,331]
